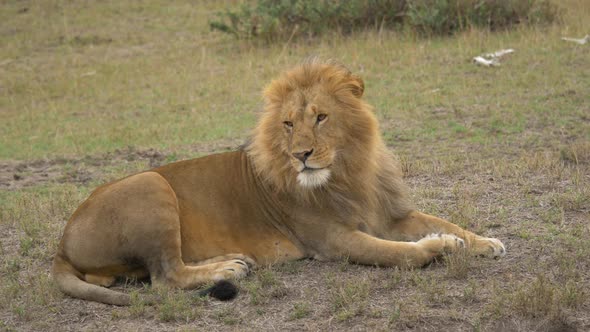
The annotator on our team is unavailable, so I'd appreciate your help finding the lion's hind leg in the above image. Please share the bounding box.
[100,172,252,291]
[55,171,251,304]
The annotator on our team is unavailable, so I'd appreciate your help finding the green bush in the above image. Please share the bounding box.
[406,0,561,35]
[209,0,560,42]
[209,0,406,42]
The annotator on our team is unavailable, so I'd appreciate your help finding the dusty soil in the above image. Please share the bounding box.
[0,139,244,190]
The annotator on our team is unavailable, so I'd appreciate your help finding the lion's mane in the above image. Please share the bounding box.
[245,59,413,220]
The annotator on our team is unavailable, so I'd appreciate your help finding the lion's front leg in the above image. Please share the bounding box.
[188,254,257,267]
[324,228,465,268]
[390,211,506,258]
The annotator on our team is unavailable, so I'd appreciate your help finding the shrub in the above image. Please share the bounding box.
[209,0,406,42]
[209,0,560,42]
[406,0,561,35]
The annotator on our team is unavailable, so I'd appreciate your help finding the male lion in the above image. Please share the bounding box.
[53,60,505,305]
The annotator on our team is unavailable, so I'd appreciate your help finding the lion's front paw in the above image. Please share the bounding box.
[472,237,506,258]
[417,233,465,254]
[211,259,251,281]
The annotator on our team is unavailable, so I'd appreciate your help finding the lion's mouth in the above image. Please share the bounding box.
[300,164,331,173]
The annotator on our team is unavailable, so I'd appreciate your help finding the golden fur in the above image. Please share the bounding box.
[52,60,505,305]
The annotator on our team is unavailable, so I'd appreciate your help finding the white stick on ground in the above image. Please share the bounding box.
[561,35,589,45]
[473,56,499,67]
[484,49,515,58]
[473,48,514,67]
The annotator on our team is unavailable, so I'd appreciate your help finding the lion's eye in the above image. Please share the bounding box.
[317,114,327,122]
[283,121,293,128]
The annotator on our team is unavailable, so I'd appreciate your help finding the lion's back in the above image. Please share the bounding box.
[152,150,247,201]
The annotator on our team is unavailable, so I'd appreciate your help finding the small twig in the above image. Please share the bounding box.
[80,71,96,77]
[473,48,514,67]
[473,56,499,67]
[483,48,515,58]
[561,35,589,45]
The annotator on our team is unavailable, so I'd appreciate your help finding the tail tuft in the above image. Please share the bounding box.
[199,280,238,301]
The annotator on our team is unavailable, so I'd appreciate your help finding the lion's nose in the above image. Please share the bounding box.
[292,149,313,163]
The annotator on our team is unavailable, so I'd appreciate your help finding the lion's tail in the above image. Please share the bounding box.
[52,255,239,305]
[52,254,131,306]
[198,280,239,301]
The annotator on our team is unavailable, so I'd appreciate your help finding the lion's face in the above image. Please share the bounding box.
[248,61,378,191]
[280,86,343,188]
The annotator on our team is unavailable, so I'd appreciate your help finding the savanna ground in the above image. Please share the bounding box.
[1,0,589,331]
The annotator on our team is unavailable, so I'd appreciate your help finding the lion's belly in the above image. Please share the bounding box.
[178,209,305,265]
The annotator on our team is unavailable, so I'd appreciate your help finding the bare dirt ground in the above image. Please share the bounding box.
[0,139,243,190]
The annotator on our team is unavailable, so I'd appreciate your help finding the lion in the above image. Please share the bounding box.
[52,60,505,305]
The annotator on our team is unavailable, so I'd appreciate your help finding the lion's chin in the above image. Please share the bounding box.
[296,168,331,188]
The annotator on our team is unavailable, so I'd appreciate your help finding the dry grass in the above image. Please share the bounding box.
[1,0,589,331]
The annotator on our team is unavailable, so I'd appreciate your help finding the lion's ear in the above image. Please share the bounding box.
[350,75,364,98]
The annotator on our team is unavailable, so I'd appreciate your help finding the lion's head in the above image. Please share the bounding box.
[246,60,387,199]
